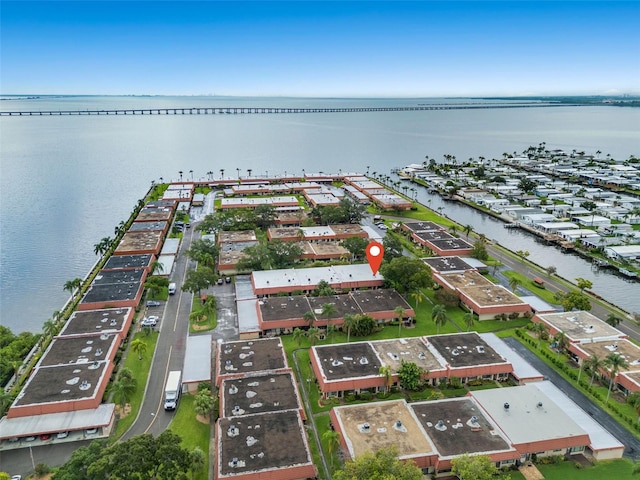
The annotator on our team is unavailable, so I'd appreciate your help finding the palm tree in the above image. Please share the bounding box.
[343,314,357,343]
[150,260,165,275]
[585,354,605,386]
[247,168,252,177]
[293,327,305,347]
[63,278,83,297]
[394,306,405,337]
[463,224,473,238]
[379,365,392,393]
[605,353,629,403]
[189,447,206,480]
[189,169,194,181]
[111,376,137,410]
[179,170,183,181]
[322,430,341,459]
[321,303,338,334]
[303,310,316,328]
[431,304,447,334]
[463,312,475,332]
[409,290,424,308]
[531,322,547,348]
[448,224,459,237]
[509,277,520,293]
[42,319,57,340]
[220,168,224,179]
[194,388,214,418]
[131,338,147,360]
[306,327,322,346]
[553,331,567,357]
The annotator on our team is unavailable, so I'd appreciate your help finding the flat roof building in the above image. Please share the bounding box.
[533,311,627,344]
[423,256,476,274]
[59,308,133,340]
[102,254,153,272]
[215,338,288,387]
[114,230,163,256]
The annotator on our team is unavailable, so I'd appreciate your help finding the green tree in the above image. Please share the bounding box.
[343,313,357,343]
[93,236,113,256]
[379,256,433,294]
[394,305,406,337]
[254,204,277,229]
[553,330,568,356]
[558,290,592,311]
[531,322,548,348]
[382,234,404,260]
[341,236,369,261]
[333,446,422,480]
[131,338,147,360]
[515,250,530,262]
[322,429,341,459]
[606,313,622,328]
[292,327,305,347]
[189,447,206,480]
[51,439,108,480]
[182,267,216,296]
[306,327,322,346]
[194,388,214,419]
[0,473,11,480]
[379,365,393,393]
[397,360,424,391]
[585,354,605,385]
[86,431,190,479]
[186,239,219,269]
[463,312,475,332]
[42,318,57,340]
[351,314,376,337]
[518,178,537,193]
[111,375,137,410]
[431,304,448,334]
[463,224,473,238]
[314,279,335,297]
[545,265,557,277]
[452,453,499,480]
[508,277,520,293]
[303,310,316,328]
[470,240,489,261]
[321,303,338,336]
[605,353,629,403]
[144,275,169,298]
[575,277,593,292]
[63,277,83,296]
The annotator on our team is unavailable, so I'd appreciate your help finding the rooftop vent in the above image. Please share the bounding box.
[435,420,447,431]
[229,384,238,395]
[504,402,510,410]
[537,402,543,408]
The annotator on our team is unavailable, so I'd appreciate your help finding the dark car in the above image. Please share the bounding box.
[225,276,231,284]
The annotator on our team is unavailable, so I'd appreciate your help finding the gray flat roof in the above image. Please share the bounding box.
[313,342,382,381]
[59,308,131,337]
[423,256,475,273]
[0,404,115,439]
[216,410,313,477]
[520,295,557,313]
[471,384,588,446]
[221,371,300,417]
[218,338,287,378]
[427,333,509,368]
[234,275,257,301]
[103,254,153,270]
[237,299,260,334]
[183,335,212,384]
[161,237,180,255]
[371,338,445,374]
[39,334,119,367]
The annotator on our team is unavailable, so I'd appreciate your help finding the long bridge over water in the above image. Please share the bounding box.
[0,103,578,116]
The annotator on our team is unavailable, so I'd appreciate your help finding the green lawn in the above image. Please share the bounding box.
[169,394,210,480]
[113,330,159,438]
[189,295,217,333]
[538,458,636,479]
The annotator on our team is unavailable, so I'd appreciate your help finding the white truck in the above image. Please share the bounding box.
[163,370,182,411]
[168,282,177,295]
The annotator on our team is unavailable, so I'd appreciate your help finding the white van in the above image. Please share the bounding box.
[168,283,177,295]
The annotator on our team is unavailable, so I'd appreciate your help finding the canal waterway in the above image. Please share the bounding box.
[407,178,640,314]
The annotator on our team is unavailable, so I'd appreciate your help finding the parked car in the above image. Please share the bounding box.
[141,317,157,327]
[23,436,36,442]
[217,278,223,285]
[39,434,51,441]
[225,276,231,284]
[56,431,70,439]
[11,475,22,480]
[146,300,161,307]
[185,223,191,229]
[86,428,98,435]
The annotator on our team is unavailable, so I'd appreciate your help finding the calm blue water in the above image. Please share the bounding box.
[1,96,639,333]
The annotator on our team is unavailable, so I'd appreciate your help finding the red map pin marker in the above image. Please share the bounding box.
[366,241,384,275]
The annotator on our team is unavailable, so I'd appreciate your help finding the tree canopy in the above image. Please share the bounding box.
[451,453,501,480]
[332,446,422,480]
[53,432,191,480]
[379,256,433,294]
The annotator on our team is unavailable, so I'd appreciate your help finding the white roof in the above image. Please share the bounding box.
[301,226,334,237]
[237,299,260,334]
[479,333,543,382]
[0,404,115,438]
[252,264,382,291]
[183,335,212,384]
[362,226,383,242]
[472,384,588,446]
[533,381,624,453]
[520,295,558,313]
[156,255,175,276]
[235,275,257,301]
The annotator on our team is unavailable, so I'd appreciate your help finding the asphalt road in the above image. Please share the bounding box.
[504,337,640,459]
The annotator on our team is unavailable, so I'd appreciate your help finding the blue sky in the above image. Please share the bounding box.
[1,1,639,96]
